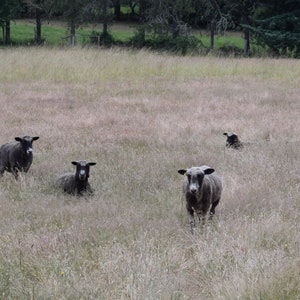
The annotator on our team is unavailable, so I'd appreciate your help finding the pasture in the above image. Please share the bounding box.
[0,48,299,299]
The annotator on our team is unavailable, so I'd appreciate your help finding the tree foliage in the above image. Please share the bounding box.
[2,0,300,57]
[245,0,300,56]
[24,0,56,44]
[134,0,200,53]
[0,0,23,44]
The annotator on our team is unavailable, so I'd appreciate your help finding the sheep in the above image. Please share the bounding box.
[178,165,222,233]
[223,132,244,149]
[0,136,40,179]
[57,160,96,195]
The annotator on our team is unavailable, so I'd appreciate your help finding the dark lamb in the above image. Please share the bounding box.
[57,160,96,195]
[178,165,222,233]
[223,132,244,149]
[0,136,39,179]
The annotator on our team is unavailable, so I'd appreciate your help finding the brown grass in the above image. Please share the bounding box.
[0,47,299,299]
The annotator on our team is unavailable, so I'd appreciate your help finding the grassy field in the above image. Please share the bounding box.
[0,48,299,299]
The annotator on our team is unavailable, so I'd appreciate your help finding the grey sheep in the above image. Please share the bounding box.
[0,136,39,179]
[223,132,243,149]
[178,165,222,233]
[57,160,96,195]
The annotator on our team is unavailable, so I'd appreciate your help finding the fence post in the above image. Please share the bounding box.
[71,34,75,47]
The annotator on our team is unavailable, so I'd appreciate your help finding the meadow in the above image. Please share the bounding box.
[0,47,299,299]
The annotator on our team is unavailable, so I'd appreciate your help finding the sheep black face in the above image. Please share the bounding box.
[15,136,39,156]
[178,167,215,194]
[72,161,96,181]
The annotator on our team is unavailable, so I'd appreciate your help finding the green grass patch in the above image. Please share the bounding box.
[111,30,135,43]
[6,20,246,52]
[7,22,135,46]
[9,23,97,46]
[199,34,244,49]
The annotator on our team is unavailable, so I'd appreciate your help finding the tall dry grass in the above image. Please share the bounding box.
[0,47,299,299]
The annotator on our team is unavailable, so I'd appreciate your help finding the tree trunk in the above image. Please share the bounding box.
[1,25,4,43]
[102,0,108,37]
[241,0,257,56]
[139,1,146,24]
[103,20,108,36]
[242,10,251,56]
[35,7,42,45]
[5,20,10,45]
[137,0,146,47]
[103,0,108,36]
[210,18,215,50]
[100,0,109,46]
[130,3,136,16]
[114,0,121,21]
[243,28,250,56]
[70,21,75,47]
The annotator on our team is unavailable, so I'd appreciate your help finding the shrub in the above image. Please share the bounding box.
[90,30,115,47]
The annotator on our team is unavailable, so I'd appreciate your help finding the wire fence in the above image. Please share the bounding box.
[61,34,101,47]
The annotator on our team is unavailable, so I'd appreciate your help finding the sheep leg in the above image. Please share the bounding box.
[197,211,206,227]
[12,167,19,180]
[86,183,94,194]
[0,166,4,176]
[187,208,195,233]
[209,199,220,220]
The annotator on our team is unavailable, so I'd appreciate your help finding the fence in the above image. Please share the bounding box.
[61,34,101,47]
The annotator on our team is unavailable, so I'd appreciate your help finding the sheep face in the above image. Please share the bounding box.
[72,160,96,181]
[15,136,39,156]
[178,167,215,194]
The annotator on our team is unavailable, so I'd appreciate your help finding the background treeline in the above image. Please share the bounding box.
[1,0,300,57]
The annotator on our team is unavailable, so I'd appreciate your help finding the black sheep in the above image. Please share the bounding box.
[178,166,222,233]
[223,132,244,149]
[0,136,39,179]
[57,160,96,195]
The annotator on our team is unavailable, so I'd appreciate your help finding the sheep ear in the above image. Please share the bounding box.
[88,162,96,166]
[204,168,215,175]
[71,161,78,166]
[32,136,39,141]
[178,169,187,175]
[15,137,22,142]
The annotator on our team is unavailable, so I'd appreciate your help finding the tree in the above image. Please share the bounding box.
[123,0,138,18]
[146,0,194,37]
[113,0,121,20]
[240,1,257,56]
[24,0,55,44]
[132,0,200,54]
[83,0,114,45]
[225,0,258,56]
[0,0,23,44]
[246,0,300,56]
[54,0,86,46]
[131,0,147,47]
[249,12,300,56]
[200,0,231,50]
